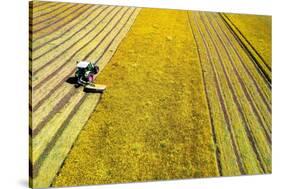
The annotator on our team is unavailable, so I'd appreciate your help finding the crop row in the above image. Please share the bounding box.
[30,1,140,187]
[188,11,271,176]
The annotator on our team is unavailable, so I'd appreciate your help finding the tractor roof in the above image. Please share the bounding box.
[76,61,90,68]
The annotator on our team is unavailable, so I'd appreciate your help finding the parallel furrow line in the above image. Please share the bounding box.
[31,4,76,26]
[201,12,267,172]
[187,12,222,176]
[32,7,125,90]
[32,9,137,178]
[32,5,106,51]
[32,3,68,20]
[219,13,271,85]
[32,4,88,33]
[32,7,130,125]
[210,14,272,133]
[32,5,110,61]
[32,87,76,136]
[194,13,245,174]
[200,13,271,143]
[32,94,88,178]
[212,14,271,112]
[30,2,55,10]
[31,5,93,41]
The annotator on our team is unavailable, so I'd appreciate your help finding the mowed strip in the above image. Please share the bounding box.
[31,7,129,109]
[32,6,116,69]
[29,2,64,26]
[30,1,58,13]
[32,3,67,18]
[31,3,76,26]
[53,8,219,187]
[30,4,141,187]
[31,7,134,132]
[31,4,105,47]
[189,11,271,175]
[32,5,107,58]
[32,3,90,33]
[30,3,94,40]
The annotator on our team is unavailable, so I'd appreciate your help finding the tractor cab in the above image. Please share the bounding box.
[74,61,105,92]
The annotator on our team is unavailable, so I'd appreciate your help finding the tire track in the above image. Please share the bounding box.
[187,12,222,176]
[211,14,271,113]
[31,1,56,10]
[193,13,245,174]
[222,13,271,71]
[210,14,272,132]
[30,4,94,42]
[32,7,126,92]
[31,6,125,125]
[32,5,106,52]
[32,4,89,33]
[32,8,137,178]
[32,3,67,19]
[31,4,77,26]
[199,12,267,172]
[32,6,109,61]
[32,7,132,131]
[32,6,121,74]
[200,13,271,144]
[219,13,271,85]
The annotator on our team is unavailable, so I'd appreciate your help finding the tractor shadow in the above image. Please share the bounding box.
[66,77,77,85]
[65,77,104,94]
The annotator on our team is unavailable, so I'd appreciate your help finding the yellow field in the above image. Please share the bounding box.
[189,11,271,175]
[52,9,271,187]
[29,1,272,188]
[52,8,219,187]
[224,13,271,70]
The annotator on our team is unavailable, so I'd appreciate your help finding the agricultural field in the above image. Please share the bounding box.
[29,1,272,188]
[188,11,271,175]
[29,1,140,187]
[223,13,271,73]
